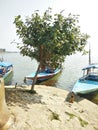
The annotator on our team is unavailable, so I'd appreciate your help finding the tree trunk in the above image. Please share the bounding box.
[30,45,46,92]
[30,63,41,91]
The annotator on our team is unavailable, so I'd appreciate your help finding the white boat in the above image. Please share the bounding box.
[72,64,98,94]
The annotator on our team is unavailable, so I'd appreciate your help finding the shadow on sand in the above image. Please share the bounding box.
[5,87,43,111]
[65,92,84,103]
[65,90,98,105]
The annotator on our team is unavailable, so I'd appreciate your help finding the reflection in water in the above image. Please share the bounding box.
[78,90,98,105]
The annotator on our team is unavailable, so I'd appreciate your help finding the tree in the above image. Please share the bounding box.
[13,8,89,91]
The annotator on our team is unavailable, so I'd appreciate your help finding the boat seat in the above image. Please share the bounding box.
[87,75,98,81]
[45,69,54,73]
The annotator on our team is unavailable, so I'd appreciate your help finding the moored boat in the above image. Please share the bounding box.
[72,64,98,94]
[0,62,13,85]
[24,67,61,84]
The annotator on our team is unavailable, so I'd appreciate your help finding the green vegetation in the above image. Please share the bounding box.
[65,111,88,127]
[50,112,60,121]
[65,111,76,120]
[78,117,88,127]
[94,127,98,130]
[14,8,89,91]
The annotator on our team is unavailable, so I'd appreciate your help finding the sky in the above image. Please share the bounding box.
[0,0,98,53]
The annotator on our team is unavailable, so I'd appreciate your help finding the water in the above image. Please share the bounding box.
[1,52,89,91]
[1,52,98,104]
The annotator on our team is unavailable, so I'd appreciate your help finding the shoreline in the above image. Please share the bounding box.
[5,85,98,130]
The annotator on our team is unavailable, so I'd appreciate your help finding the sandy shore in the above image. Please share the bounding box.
[5,85,98,130]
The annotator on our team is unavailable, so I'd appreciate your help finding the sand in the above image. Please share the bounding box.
[4,85,98,130]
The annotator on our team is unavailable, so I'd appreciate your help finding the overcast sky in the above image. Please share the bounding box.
[0,0,98,52]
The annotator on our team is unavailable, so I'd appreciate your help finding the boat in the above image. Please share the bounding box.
[0,62,13,85]
[72,64,98,94]
[24,67,61,84]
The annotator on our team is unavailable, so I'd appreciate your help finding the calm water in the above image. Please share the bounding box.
[1,52,98,104]
[1,52,90,91]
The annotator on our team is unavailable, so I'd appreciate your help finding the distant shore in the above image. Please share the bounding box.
[0,51,19,53]
[5,85,98,130]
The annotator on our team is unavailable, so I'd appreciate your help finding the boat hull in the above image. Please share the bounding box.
[3,70,13,85]
[25,68,61,84]
[72,79,98,94]
[0,62,13,85]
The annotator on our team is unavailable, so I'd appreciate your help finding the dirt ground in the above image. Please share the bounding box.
[4,85,98,130]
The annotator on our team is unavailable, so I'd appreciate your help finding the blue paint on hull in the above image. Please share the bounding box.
[25,68,61,83]
[72,79,98,94]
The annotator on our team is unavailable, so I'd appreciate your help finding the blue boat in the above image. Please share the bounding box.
[72,64,98,94]
[24,68,61,84]
[0,62,13,85]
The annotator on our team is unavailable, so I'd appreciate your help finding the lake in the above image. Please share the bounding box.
[1,51,98,104]
[1,52,89,91]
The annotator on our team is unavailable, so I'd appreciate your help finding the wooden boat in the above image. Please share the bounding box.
[0,62,13,85]
[24,68,61,84]
[72,64,98,94]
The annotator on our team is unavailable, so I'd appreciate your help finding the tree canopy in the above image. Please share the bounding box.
[14,8,89,69]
